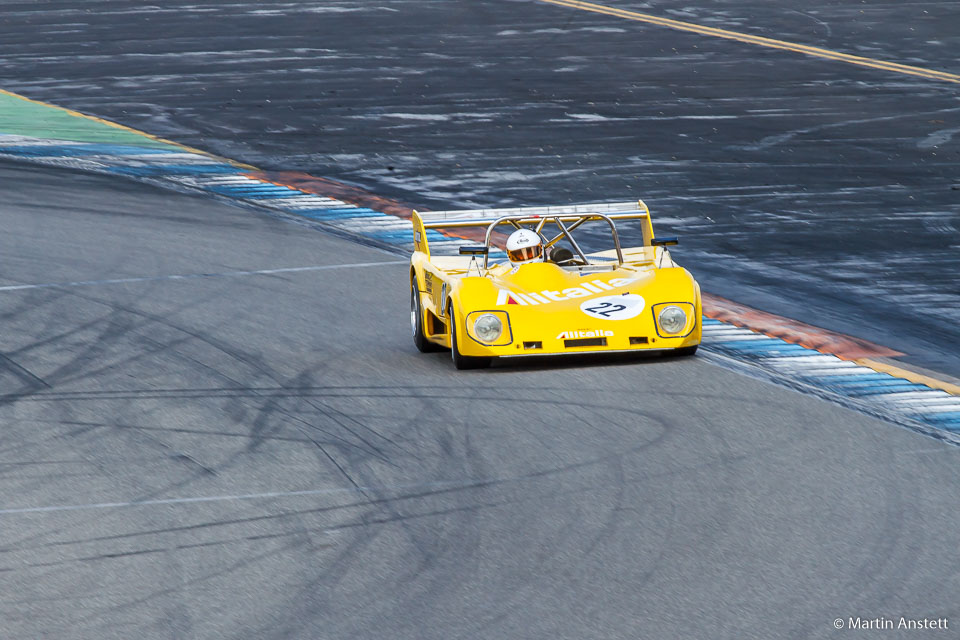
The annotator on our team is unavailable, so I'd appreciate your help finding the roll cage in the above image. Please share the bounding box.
[481,213,623,269]
[411,201,657,269]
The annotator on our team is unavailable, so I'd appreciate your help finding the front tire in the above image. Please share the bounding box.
[411,279,442,353]
[674,345,698,357]
[448,302,491,370]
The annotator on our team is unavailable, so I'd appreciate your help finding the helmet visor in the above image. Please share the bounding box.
[507,244,542,263]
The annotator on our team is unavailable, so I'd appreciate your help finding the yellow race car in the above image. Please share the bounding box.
[409,201,701,369]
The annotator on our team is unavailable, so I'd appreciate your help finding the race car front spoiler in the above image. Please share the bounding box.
[498,346,683,359]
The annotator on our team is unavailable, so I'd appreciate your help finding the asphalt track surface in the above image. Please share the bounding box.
[1,0,959,378]
[1,160,959,638]
[1,2,960,637]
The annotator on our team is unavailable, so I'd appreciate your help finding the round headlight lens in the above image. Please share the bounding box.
[473,313,503,342]
[658,306,687,334]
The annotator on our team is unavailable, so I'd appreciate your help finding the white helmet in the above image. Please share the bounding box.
[505,229,543,265]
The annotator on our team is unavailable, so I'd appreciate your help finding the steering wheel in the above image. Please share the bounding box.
[548,246,585,266]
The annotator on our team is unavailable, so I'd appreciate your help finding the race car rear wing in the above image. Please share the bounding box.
[411,200,655,258]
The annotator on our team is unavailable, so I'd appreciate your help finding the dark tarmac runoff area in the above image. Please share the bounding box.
[1,1,959,378]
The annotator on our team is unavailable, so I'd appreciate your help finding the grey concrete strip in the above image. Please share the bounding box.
[0,261,406,292]
[0,158,958,639]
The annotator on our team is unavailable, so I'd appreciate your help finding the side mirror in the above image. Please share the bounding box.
[459,246,489,255]
[652,236,679,247]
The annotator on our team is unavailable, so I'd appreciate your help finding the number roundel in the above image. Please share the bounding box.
[579,294,646,320]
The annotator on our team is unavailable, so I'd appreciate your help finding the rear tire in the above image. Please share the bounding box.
[449,303,491,370]
[411,279,442,353]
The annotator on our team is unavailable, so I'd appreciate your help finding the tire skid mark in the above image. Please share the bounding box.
[1,97,957,444]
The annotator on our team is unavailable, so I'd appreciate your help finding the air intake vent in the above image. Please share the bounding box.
[629,336,649,345]
[565,337,607,348]
[523,341,542,350]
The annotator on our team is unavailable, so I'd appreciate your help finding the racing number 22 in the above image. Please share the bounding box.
[579,293,645,321]
[584,301,627,317]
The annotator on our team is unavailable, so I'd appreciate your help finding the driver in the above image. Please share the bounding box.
[505,229,543,266]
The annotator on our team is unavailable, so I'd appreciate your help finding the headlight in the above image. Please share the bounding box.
[473,313,503,342]
[658,305,687,334]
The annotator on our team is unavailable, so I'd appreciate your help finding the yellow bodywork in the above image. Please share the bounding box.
[409,202,701,362]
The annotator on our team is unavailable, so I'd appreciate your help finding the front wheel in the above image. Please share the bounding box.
[411,280,442,353]
[449,303,491,370]
[673,345,698,357]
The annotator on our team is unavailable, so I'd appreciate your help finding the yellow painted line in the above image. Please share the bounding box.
[857,358,960,396]
[537,0,960,84]
[0,88,259,169]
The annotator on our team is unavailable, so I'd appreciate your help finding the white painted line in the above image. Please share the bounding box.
[907,404,960,414]
[702,333,769,341]
[0,137,87,146]
[766,355,850,366]
[260,197,346,207]
[199,180,273,187]
[228,185,298,191]
[288,203,354,209]
[190,176,265,184]
[888,397,960,407]
[267,203,354,211]
[702,325,758,333]
[98,155,227,166]
[798,361,876,378]
[333,218,404,228]
[0,261,407,292]
[0,480,467,516]
[163,176,208,185]
[262,196,325,201]
[701,331,763,338]
[0,156,107,170]
[349,219,412,229]
[266,195,333,200]
[106,153,216,162]
[876,391,953,402]
[337,213,402,221]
